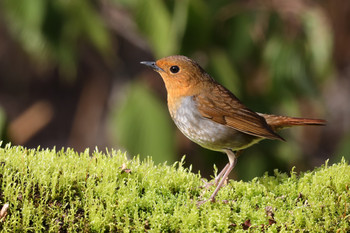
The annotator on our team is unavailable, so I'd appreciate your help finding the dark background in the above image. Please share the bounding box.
[0,0,349,180]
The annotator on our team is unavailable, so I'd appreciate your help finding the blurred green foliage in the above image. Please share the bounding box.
[1,0,110,77]
[119,0,189,57]
[334,132,350,163]
[109,82,176,164]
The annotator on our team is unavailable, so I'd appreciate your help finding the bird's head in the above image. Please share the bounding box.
[141,55,212,97]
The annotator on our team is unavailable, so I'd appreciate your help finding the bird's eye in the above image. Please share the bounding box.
[170,66,180,73]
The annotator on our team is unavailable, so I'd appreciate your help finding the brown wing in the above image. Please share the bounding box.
[194,84,284,141]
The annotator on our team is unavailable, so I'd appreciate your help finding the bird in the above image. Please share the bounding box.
[140,55,326,204]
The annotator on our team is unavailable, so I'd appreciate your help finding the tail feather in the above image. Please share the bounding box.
[258,113,326,131]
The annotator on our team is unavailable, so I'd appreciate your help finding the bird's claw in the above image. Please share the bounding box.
[196,197,216,207]
[199,178,215,190]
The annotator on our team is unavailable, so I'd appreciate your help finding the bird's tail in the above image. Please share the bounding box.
[258,113,326,131]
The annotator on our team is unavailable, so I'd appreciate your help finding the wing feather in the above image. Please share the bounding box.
[194,84,284,141]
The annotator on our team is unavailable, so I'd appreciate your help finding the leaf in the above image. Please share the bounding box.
[1,0,111,79]
[135,0,177,57]
[302,8,333,80]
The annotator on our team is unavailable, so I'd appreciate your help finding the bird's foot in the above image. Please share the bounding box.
[196,197,215,207]
[199,178,215,190]
[199,177,228,200]
[197,198,232,207]
[200,176,228,190]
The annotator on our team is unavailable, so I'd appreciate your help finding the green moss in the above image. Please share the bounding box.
[0,143,349,232]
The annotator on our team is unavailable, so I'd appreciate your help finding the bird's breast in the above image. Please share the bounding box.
[169,96,260,152]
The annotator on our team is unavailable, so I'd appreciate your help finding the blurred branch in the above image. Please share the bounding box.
[100,0,150,52]
[68,75,110,151]
[8,101,54,145]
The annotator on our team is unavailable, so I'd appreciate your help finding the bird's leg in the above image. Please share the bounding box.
[197,150,239,206]
[214,163,230,186]
[209,150,237,202]
[200,163,230,190]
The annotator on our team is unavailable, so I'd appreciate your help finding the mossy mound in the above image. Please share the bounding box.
[0,144,349,232]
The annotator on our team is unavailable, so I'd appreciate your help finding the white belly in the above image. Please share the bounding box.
[170,96,260,152]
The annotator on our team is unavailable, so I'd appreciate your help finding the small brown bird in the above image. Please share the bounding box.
[141,55,326,204]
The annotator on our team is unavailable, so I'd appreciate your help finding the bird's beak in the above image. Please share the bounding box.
[140,61,164,72]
